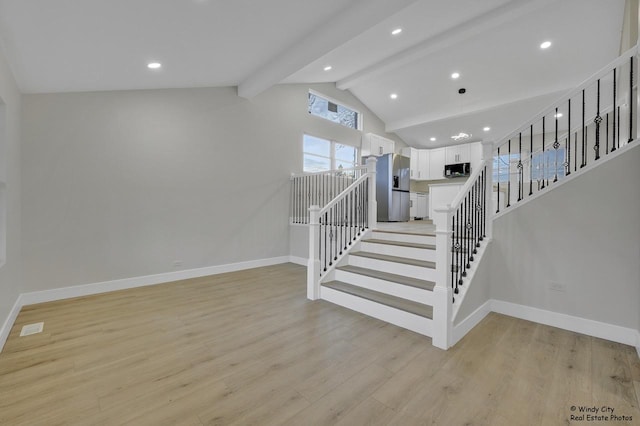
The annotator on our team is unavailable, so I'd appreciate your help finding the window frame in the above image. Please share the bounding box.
[302,133,359,173]
[308,89,363,131]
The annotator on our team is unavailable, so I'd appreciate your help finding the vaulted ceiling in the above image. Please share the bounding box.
[0,0,627,148]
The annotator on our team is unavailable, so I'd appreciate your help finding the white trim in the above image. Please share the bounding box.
[636,331,640,359]
[288,256,307,266]
[0,294,23,352]
[491,300,639,347]
[452,299,492,346]
[20,256,290,307]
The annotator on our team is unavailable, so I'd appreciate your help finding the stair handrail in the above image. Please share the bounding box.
[493,45,637,212]
[307,157,377,300]
[431,142,494,349]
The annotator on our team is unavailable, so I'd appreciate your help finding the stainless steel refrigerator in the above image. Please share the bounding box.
[376,153,410,222]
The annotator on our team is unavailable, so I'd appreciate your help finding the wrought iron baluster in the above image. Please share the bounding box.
[574,133,578,171]
[594,79,602,161]
[606,113,609,154]
[612,68,617,152]
[630,56,634,143]
[541,118,546,189]
[517,132,523,201]
[567,98,571,176]
[480,166,487,241]
[506,139,511,207]
[323,212,328,271]
[529,124,533,196]
[496,146,501,213]
[581,89,586,168]
[465,194,471,270]
[456,207,462,288]
[617,106,621,149]
[553,107,559,183]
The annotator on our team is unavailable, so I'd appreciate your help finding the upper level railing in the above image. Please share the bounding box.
[290,166,367,224]
[493,45,637,213]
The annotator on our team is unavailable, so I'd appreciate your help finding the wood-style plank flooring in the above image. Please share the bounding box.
[1,263,639,425]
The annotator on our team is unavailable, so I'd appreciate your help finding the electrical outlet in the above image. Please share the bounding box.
[549,281,566,292]
[173,260,183,268]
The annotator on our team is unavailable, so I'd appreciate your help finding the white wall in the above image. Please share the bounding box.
[21,83,404,292]
[490,143,640,329]
[0,44,22,331]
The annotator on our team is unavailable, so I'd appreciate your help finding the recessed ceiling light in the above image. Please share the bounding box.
[451,132,471,141]
[540,41,552,49]
[147,62,162,70]
[451,72,460,79]
[390,93,398,100]
[323,65,332,71]
[483,127,491,132]
[554,112,563,118]
[391,28,402,36]
[430,137,436,141]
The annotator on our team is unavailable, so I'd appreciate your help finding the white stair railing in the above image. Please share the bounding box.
[431,142,494,349]
[290,166,367,224]
[307,157,377,299]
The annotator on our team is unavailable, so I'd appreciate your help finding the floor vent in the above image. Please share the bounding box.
[20,322,44,337]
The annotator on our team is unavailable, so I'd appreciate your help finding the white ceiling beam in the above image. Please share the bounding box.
[386,89,566,132]
[237,0,420,99]
[337,0,557,91]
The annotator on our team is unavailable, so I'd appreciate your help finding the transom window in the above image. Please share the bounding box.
[303,134,358,173]
[308,91,361,130]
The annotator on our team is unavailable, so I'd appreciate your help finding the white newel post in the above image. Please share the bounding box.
[432,205,453,350]
[481,140,494,240]
[366,156,377,230]
[307,205,321,300]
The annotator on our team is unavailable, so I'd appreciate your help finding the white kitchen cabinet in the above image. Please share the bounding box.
[428,148,445,180]
[401,147,418,179]
[417,150,429,180]
[469,142,483,170]
[445,143,471,165]
[401,148,429,180]
[416,193,428,219]
[409,192,417,218]
[362,133,395,157]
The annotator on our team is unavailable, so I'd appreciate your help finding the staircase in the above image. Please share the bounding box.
[321,228,437,336]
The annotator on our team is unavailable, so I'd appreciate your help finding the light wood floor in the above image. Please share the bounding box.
[1,263,639,425]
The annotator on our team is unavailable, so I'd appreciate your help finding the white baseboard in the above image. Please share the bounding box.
[452,299,492,346]
[288,256,307,266]
[0,295,23,352]
[636,332,640,359]
[491,300,639,347]
[1,256,290,352]
[20,256,290,306]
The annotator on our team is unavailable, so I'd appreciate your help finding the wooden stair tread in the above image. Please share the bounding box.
[372,229,436,237]
[350,251,436,269]
[362,239,435,250]
[336,265,435,291]
[323,281,433,319]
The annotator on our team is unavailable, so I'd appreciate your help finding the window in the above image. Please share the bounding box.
[303,134,358,173]
[493,148,566,183]
[308,91,361,130]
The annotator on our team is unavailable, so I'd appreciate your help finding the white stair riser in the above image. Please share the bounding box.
[370,231,435,246]
[333,269,434,305]
[360,242,435,262]
[348,255,437,281]
[321,287,433,337]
